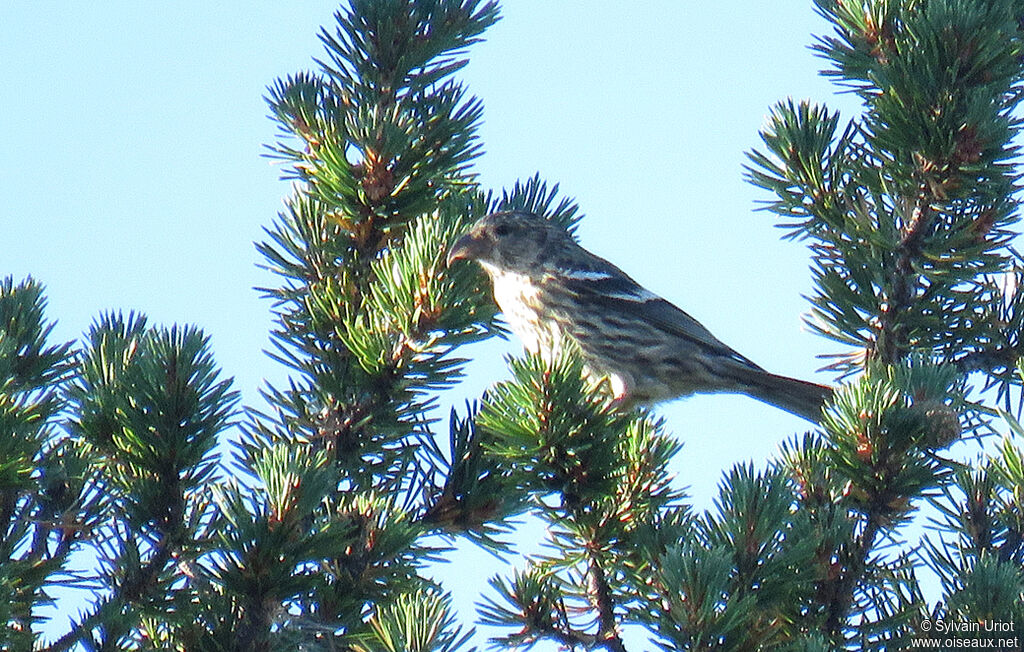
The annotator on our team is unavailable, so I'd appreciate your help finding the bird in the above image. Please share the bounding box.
[446,210,831,422]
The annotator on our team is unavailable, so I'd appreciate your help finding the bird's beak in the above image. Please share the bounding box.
[447,232,487,266]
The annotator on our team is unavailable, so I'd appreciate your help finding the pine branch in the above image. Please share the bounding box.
[234,592,273,652]
[44,532,177,652]
[823,512,881,641]
[748,4,1024,641]
[584,549,627,652]
[44,315,238,648]
[877,189,936,364]
[0,278,80,649]
[474,348,690,649]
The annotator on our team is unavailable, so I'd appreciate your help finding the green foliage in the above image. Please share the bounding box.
[0,278,75,650]
[219,0,509,648]
[68,315,236,527]
[489,173,583,236]
[473,346,685,650]
[924,429,1024,631]
[646,543,755,650]
[748,0,1024,377]
[265,0,498,216]
[419,406,524,548]
[479,566,570,647]
[353,589,474,652]
[478,347,632,501]
[742,0,1024,647]
[0,288,239,650]
[636,466,822,650]
[819,360,960,526]
[59,314,238,650]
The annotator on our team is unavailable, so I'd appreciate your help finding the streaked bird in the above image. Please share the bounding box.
[447,210,830,421]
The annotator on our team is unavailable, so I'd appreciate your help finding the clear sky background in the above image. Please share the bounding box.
[3,1,878,647]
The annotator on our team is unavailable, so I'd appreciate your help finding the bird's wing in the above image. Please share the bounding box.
[553,260,763,370]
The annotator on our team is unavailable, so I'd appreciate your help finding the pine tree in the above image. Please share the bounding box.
[3,1,1024,650]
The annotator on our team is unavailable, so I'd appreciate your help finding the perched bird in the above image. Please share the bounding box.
[447,210,831,422]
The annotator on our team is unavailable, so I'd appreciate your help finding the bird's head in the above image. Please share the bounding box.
[446,210,568,275]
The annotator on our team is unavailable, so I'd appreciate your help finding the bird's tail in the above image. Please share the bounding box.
[737,369,832,423]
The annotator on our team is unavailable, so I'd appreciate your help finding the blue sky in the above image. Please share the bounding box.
[3,1,875,646]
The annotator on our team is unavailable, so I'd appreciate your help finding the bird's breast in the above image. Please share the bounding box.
[479,263,638,401]
[481,264,562,357]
